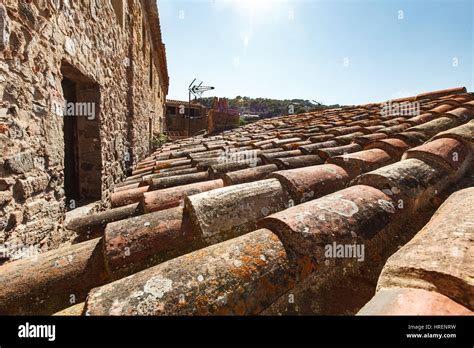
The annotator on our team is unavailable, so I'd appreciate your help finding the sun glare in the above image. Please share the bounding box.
[232,0,282,19]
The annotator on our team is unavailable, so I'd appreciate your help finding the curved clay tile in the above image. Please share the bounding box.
[371,187,474,311]
[85,229,309,315]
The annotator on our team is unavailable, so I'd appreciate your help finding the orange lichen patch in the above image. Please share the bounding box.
[0,124,8,133]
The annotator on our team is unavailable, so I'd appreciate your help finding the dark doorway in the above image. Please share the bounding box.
[61,77,80,204]
[61,61,102,209]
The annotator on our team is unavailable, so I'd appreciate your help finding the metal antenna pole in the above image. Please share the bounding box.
[187,78,215,136]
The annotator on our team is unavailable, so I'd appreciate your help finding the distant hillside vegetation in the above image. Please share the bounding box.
[198,96,342,119]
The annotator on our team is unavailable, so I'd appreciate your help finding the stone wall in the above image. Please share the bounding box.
[207,98,239,134]
[0,0,168,257]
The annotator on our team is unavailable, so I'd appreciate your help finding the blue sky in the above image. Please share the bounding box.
[158,0,473,105]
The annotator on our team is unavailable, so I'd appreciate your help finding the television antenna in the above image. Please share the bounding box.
[189,78,215,99]
[187,78,215,136]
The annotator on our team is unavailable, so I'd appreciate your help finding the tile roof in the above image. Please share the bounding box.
[0,87,473,315]
[358,186,473,315]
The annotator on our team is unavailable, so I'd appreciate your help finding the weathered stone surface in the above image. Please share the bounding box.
[185,179,292,245]
[0,0,169,251]
[0,190,12,206]
[376,187,474,310]
[357,287,472,315]
[4,151,36,174]
[85,229,310,315]
[14,172,50,199]
[0,4,10,51]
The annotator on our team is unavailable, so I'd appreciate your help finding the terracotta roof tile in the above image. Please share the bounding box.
[141,179,224,213]
[402,137,471,172]
[149,171,209,190]
[297,141,336,155]
[352,133,388,146]
[66,203,142,235]
[185,179,291,245]
[269,164,350,203]
[260,185,397,258]
[352,158,454,211]
[222,164,278,185]
[431,119,474,150]
[273,154,324,169]
[0,237,108,315]
[371,187,474,311]
[415,86,466,100]
[85,229,308,315]
[104,206,198,279]
[282,140,312,150]
[111,186,150,208]
[327,149,395,178]
[446,107,474,121]
[316,143,363,160]
[208,159,264,178]
[261,150,302,163]
[333,132,367,145]
[357,288,472,315]
[430,103,458,113]
[406,116,463,137]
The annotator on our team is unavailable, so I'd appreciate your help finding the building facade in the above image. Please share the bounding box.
[165,99,207,138]
[0,0,168,255]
